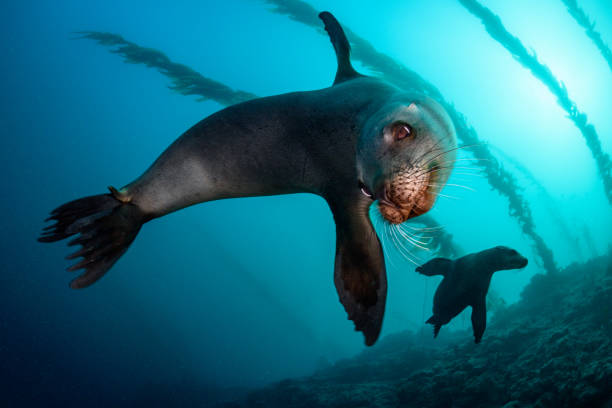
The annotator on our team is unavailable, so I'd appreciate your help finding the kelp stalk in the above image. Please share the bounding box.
[459,0,612,207]
[561,0,612,73]
[262,0,557,273]
[76,32,256,106]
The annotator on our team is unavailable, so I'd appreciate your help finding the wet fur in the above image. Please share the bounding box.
[417,246,528,343]
[40,12,454,346]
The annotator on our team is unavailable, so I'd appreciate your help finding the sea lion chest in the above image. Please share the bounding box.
[433,258,489,322]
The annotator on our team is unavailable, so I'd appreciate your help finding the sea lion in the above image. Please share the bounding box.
[39,12,457,346]
[416,246,528,343]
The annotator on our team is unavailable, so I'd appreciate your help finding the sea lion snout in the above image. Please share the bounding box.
[492,246,529,270]
[375,165,435,224]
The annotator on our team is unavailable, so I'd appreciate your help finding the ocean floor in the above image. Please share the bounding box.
[223,248,612,408]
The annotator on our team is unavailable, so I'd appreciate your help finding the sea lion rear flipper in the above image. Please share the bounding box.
[39,187,146,289]
[328,197,386,346]
[318,11,362,85]
[426,315,442,338]
[471,299,487,344]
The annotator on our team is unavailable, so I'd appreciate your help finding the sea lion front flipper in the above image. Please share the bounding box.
[471,298,487,344]
[318,11,362,85]
[328,197,386,346]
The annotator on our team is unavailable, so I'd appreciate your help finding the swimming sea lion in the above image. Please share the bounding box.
[416,246,528,343]
[39,12,457,346]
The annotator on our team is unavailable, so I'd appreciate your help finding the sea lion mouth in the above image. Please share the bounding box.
[377,167,437,224]
[375,161,440,224]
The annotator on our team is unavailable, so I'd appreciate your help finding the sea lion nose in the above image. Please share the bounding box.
[376,186,397,208]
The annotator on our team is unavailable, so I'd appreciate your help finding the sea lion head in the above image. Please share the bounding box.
[357,95,457,224]
[487,246,529,270]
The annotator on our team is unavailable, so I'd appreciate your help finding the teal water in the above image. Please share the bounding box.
[1,0,611,406]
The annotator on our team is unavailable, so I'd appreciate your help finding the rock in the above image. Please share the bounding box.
[224,249,612,408]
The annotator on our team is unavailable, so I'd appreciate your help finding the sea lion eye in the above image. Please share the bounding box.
[394,123,414,141]
[358,181,373,198]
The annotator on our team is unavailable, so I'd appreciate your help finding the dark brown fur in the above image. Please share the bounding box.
[417,246,528,343]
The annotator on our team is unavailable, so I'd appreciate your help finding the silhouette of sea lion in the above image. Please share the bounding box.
[416,246,528,343]
[39,12,457,346]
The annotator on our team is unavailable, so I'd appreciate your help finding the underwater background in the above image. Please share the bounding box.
[1,0,611,406]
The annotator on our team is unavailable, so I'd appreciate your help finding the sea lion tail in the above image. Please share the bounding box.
[38,186,146,289]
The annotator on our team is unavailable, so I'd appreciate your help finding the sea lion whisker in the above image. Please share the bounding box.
[414,144,444,164]
[410,139,446,164]
[436,192,460,200]
[414,145,483,177]
[389,226,416,264]
[371,205,394,265]
[420,143,481,167]
[448,157,489,161]
[406,230,434,239]
[449,166,484,171]
[442,158,490,164]
[406,141,447,170]
[390,226,424,263]
[450,172,485,177]
[396,221,431,239]
[395,225,432,248]
[385,223,406,258]
[407,225,444,231]
[403,224,444,232]
[417,166,481,177]
[398,224,436,243]
[396,225,432,249]
[428,182,476,192]
[383,222,400,270]
[372,206,395,267]
[409,165,449,180]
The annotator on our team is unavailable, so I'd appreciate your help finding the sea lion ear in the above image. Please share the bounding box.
[319,11,363,85]
[328,196,387,346]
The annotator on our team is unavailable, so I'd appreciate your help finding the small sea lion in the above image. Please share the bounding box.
[39,12,457,345]
[416,246,528,343]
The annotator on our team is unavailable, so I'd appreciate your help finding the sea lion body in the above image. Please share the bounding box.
[40,12,457,346]
[417,246,528,343]
[123,77,397,217]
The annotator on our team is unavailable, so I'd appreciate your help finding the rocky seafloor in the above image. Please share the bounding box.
[221,248,612,408]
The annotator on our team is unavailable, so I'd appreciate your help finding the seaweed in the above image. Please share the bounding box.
[78,3,559,273]
[262,0,557,273]
[76,32,257,106]
[459,0,612,207]
[561,0,612,73]
[490,144,584,261]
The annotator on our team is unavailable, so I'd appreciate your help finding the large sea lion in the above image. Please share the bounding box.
[416,246,528,343]
[39,12,457,345]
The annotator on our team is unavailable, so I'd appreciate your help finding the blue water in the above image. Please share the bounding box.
[2,0,611,406]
